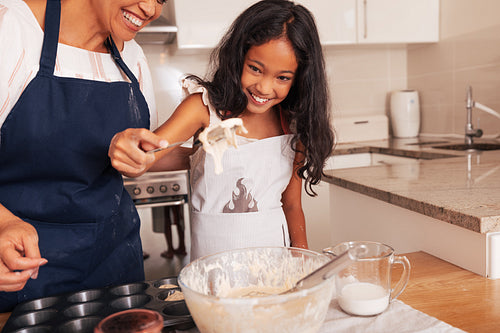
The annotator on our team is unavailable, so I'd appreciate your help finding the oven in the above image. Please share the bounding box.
[123,170,190,233]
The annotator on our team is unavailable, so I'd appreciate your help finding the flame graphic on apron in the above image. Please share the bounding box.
[223,178,259,213]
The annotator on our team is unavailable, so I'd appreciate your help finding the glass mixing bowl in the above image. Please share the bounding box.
[178,247,335,333]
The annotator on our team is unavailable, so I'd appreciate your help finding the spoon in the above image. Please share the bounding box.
[147,139,200,153]
[281,245,365,295]
[147,118,246,154]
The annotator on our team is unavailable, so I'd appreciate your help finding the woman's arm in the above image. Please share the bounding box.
[0,204,48,292]
[108,93,210,177]
[282,149,308,249]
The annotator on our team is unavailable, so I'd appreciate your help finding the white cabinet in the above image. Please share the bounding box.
[302,180,332,252]
[304,153,420,251]
[329,184,498,278]
[172,0,439,49]
[356,0,439,44]
[173,0,256,49]
[301,0,439,45]
[297,0,357,45]
[172,0,358,48]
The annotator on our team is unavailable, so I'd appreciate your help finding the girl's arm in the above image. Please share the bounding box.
[108,93,210,177]
[282,149,308,249]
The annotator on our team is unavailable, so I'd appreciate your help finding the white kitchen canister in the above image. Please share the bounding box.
[390,90,420,138]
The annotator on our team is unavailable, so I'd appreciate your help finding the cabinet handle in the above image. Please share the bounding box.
[363,0,368,39]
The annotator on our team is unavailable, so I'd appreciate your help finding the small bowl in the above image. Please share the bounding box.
[178,247,335,333]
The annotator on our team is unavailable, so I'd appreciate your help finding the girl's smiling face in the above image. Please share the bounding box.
[241,38,298,115]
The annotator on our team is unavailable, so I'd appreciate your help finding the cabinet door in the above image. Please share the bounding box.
[302,181,332,252]
[173,0,358,48]
[174,0,256,49]
[357,0,439,43]
[297,0,357,45]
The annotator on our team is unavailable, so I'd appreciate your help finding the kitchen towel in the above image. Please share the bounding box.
[176,298,465,333]
[318,299,466,333]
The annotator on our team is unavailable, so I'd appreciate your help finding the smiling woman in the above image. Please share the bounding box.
[0,0,167,312]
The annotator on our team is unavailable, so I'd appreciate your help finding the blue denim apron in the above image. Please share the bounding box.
[0,0,149,311]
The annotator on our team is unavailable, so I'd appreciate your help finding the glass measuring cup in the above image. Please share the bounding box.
[324,241,411,316]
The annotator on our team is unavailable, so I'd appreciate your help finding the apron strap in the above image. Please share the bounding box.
[38,0,140,87]
[106,36,140,86]
[39,0,60,76]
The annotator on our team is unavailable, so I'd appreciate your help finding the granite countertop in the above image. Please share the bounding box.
[322,136,500,234]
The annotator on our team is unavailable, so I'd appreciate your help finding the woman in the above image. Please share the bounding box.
[0,0,165,311]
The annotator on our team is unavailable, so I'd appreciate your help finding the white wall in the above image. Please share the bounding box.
[440,0,500,39]
[408,1,500,137]
[141,45,211,125]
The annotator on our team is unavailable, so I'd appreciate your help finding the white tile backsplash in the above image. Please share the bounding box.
[142,44,211,124]
[408,23,500,137]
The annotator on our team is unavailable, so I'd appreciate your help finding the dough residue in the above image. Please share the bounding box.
[199,118,248,175]
[159,284,178,289]
[164,290,185,301]
[226,285,288,298]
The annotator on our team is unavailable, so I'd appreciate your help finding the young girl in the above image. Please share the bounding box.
[109,0,334,261]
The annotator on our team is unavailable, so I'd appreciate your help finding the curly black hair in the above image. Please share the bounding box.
[185,0,334,196]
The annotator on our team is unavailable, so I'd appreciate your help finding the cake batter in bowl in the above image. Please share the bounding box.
[178,247,335,333]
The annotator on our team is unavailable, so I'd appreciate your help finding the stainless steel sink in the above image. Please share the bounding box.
[432,143,500,151]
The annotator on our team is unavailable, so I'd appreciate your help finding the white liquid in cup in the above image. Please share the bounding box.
[338,282,389,316]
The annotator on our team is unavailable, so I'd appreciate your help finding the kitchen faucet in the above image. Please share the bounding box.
[464,85,500,145]
[465,86,482,145]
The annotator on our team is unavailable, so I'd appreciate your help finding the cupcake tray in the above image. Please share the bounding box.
[1,277,194,333]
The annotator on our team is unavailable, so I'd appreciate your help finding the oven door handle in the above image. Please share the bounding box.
[135,199,185,209]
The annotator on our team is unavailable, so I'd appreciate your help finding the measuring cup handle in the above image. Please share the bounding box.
[390,255,411,302]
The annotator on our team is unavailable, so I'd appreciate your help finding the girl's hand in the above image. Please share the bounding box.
[0,217,48,292]
[108,128,168,178]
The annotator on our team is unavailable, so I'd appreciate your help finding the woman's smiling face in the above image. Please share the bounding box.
[96,0,164,41]
[240,38,298,115]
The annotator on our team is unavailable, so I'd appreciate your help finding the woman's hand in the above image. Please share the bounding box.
[108,128,168,178]
[0,211,47,292]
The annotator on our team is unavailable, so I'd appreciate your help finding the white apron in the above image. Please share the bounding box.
[189,134,295,261]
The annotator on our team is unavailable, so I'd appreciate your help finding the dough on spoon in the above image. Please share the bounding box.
[198,118,248,175]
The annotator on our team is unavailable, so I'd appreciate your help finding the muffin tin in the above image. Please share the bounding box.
[1,277,194,333]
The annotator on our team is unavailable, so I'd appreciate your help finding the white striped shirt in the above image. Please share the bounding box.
[0,0,158,132]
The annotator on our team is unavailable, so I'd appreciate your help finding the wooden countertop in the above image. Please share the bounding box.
[394,251,500,333]
[1,251,499,332]
[0,312,8,331]
[324,137,500,234]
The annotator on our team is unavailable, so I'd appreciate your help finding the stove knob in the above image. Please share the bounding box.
[133,187,141,195]
[147,186,155,194]
[172,183,180,192]
[159,185,168,193]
